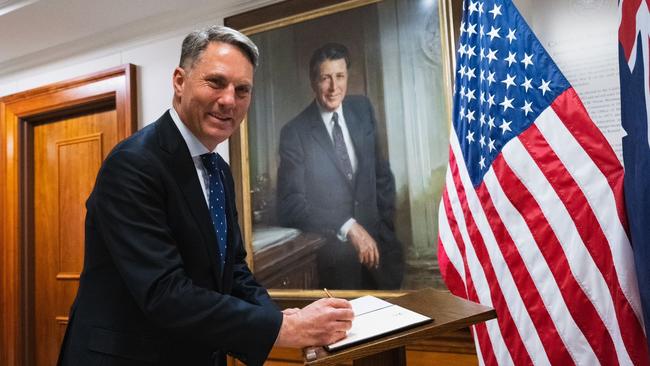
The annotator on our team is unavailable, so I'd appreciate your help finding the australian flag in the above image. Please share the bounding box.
[619,0,650,352]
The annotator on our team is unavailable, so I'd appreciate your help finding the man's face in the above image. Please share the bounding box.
[312,58,348,112]
[173,41,253,150]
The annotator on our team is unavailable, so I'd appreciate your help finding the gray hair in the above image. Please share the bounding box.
[179,25,259,70]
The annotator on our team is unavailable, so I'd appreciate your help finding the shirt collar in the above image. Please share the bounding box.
[317,103,344,125]
[169,107,213,157]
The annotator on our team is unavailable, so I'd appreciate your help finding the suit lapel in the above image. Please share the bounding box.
[156,112,224,288]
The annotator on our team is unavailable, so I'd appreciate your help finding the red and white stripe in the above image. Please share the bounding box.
[438,88,649,365]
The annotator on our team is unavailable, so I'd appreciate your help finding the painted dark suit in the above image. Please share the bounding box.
[58,111,281,366]
[277,95,403,289]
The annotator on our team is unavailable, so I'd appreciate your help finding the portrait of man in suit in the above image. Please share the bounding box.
[277,43,404,290]
[57,26,354,366]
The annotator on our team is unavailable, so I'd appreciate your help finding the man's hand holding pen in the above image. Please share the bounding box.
[274,290,353,348]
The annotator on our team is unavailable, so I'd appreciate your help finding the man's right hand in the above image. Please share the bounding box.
[347,222,380,269]
[274,298,354,348]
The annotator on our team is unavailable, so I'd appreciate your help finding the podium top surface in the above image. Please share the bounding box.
[303,288,496,365]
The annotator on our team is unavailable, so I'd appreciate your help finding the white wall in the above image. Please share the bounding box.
[0,26,226,156]
[1,24,196,124]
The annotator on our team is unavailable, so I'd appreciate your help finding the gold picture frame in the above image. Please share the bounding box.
[225,0,461,300]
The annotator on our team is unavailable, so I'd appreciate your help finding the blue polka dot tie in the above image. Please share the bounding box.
[200,153,227,266]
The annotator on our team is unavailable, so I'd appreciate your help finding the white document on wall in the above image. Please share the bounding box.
[325,295,432,352]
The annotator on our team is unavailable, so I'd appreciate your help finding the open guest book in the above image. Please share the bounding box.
[325,295,433,352]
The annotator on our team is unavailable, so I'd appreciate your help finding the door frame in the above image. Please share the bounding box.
[0,64,137,365]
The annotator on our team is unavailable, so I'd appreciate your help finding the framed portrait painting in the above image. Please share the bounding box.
[225,0,460,295]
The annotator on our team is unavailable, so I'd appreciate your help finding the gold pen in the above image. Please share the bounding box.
[324,288,334,298]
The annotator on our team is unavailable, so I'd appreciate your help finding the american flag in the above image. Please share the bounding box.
[619,0,650,355]
[438,0,649,364]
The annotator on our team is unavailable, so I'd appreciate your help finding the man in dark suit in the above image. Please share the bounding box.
[277,43,403,290]
[58,26,353,366]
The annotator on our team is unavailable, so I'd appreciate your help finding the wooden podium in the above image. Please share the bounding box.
[302,288,496,366]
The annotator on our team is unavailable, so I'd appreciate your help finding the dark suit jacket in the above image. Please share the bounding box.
[58,111,282,366]
[277,95,403,289]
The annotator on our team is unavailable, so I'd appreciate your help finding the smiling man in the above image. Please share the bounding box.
[57,26,353,366]
[277,43,404,290]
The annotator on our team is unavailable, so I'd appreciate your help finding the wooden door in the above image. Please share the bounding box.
[32,106,120,366]
[0,65,136,366]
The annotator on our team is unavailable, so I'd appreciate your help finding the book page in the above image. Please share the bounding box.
[326,296,431,351]
[350,295,393,315]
